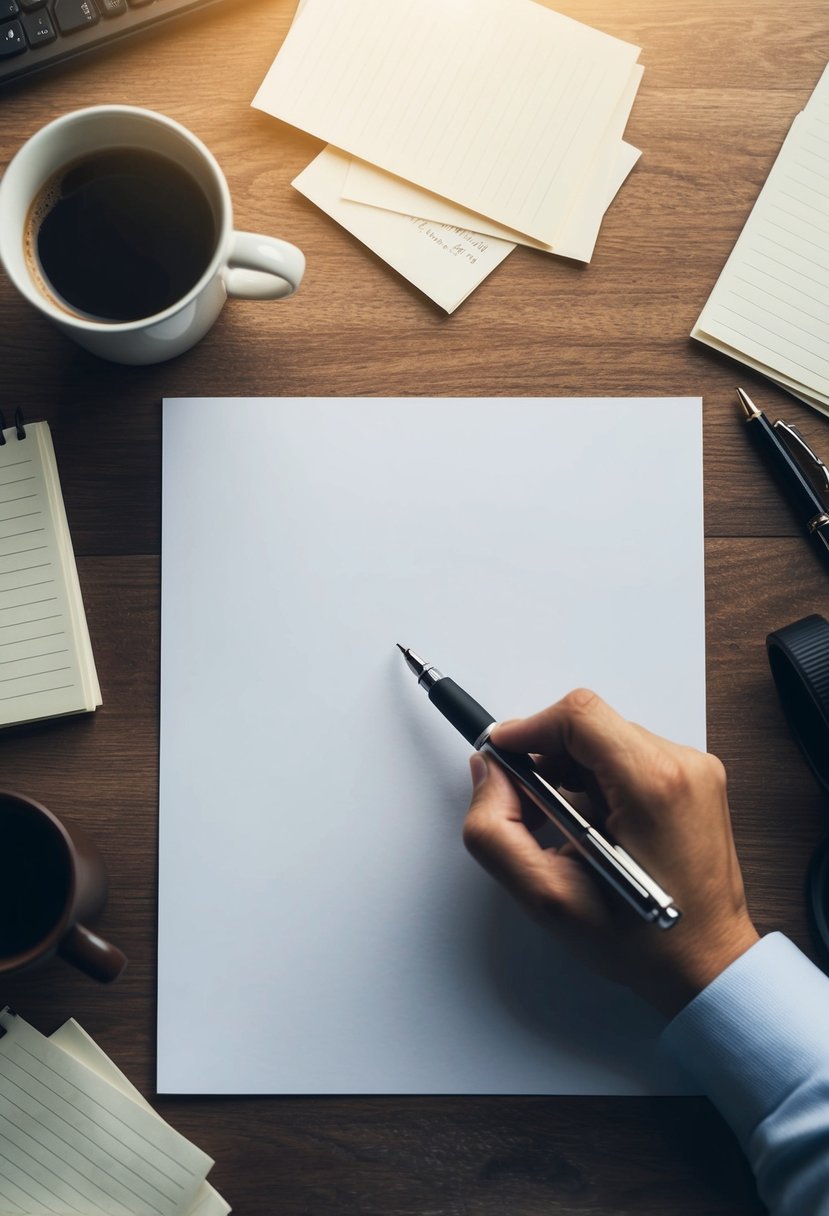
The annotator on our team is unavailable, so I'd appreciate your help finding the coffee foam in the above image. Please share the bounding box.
[24,166,87,319]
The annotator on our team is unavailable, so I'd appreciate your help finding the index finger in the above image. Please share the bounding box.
[490,688,647,781]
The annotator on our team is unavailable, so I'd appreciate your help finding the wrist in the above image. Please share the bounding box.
[634,917,761,1020]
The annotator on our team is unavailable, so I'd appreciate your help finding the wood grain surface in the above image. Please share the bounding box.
[2,2,828,1212]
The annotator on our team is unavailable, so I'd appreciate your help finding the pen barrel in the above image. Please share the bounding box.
[582,834,679,928]
[428,678,495,746]
[748,414,823,520]
[484,743,680,929]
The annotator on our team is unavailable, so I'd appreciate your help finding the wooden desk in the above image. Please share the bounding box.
[2,1,828,1211]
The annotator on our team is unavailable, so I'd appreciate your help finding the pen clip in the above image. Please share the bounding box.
[773,420,829,500]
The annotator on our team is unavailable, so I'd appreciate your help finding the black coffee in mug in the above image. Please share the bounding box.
[0,799,71,957]
[26,147,217,323]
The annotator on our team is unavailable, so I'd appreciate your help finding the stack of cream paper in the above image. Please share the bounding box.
[253,0,644,311]
[692,62,829,416]
[0,1007,229,1216]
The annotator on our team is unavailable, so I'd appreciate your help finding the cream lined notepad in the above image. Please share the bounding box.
[0,419,100,726]
[692,62,829,415]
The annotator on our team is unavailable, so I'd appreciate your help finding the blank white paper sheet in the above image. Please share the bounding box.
[158,397,705,1096]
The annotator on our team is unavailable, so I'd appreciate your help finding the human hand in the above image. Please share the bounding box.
[463,689,759,1018]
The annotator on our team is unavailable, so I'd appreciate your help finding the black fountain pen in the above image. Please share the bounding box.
[397,645,681,930]
[737,387,829,571]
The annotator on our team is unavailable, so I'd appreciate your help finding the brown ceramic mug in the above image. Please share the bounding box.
[0,790,126,983]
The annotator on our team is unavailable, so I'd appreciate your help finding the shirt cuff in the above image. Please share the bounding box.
[660,932,829,1146]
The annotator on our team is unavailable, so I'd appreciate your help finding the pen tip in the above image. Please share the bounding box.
[396,645,428,679]
[736,387,760,418]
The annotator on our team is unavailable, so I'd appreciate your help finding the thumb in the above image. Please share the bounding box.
[463,751,550,887]
[468,750,491,794]
[466,751,523,819]
[463,752,603,929]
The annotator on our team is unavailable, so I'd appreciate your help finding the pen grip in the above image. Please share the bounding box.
[428,678,495,746]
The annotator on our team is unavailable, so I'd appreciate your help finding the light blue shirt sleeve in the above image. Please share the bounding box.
[661,932,829,1215]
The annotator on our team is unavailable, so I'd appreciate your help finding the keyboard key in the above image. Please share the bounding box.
[96,0,126,14]
[54,0,98,32]
[0,0,18,19]
[0,18,24,53]
[22,7,55,43]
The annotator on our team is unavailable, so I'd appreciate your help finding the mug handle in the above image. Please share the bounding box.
[58,924,128,983]
[223,231,305,300]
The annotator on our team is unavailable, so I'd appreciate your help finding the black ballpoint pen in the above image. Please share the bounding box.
[397,644,681,930]
[737,387,829,572]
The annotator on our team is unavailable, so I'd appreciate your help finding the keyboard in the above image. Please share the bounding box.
[0,0,227,87]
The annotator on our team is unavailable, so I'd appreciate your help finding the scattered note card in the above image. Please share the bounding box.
[692,62,829,416]
[254,0,640,244]
[0,420,100,726]
[293,148,514,311]
[0,1008,213,1216]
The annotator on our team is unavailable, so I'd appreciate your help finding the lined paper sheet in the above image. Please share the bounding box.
[0,1009,211,1216]
[158,396,705,1097]
[0,422,100,724]
[692,62,829,413]
[340,65,644,262]
[253,0,640,244]
[49,1022,230,1216]
[293,149,514,311]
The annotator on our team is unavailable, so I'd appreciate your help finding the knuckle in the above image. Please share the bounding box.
[559,687,603,752]
[650,751,695,802]
[561,687,601,717]
[702,751,728,791]
[649,747,726,803]
[461,810,495,859]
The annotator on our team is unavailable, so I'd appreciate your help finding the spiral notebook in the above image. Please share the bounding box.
[0,413,100,727]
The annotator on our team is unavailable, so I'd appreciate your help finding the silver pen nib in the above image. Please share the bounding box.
[396,643,424,676]
[396,644,444,690]
[736,386,761,419]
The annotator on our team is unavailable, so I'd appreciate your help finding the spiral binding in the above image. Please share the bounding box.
[0,410,27,445]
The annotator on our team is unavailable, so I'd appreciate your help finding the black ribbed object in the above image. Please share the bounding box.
[767,614,829,794]
[767,614,829,968]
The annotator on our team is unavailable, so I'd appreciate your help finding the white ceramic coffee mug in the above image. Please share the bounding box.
[0,105,305,365]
